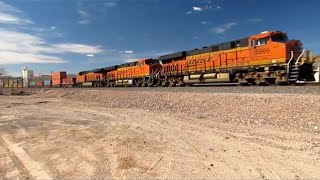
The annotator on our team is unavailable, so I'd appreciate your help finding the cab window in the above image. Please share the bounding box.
[252,37,269,46]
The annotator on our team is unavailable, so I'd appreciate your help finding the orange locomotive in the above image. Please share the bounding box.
[76,69,107,87]
[107,59,160,87]
[76,31,315,86]
[159,31,314,85]
[75,59,160,87]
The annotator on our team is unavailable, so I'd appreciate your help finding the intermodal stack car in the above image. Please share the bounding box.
[52,72,67,87]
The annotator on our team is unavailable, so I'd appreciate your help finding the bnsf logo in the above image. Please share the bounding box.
[187,57,211,65]
[255,48,270,55]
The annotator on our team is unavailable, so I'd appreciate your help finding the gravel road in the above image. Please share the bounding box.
[0,89,319,179]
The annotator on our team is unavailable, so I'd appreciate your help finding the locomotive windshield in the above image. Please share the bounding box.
[271,33,288,42]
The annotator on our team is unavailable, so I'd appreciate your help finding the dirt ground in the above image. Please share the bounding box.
[0,89,320,180]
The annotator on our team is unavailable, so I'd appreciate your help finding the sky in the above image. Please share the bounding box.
[0,0,320,76]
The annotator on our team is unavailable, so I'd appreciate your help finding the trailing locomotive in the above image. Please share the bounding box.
[75,59,160,87]
[75,31,316,87]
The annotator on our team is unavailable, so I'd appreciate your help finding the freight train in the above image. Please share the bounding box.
[1,31,316,88]
[72,31,317,87]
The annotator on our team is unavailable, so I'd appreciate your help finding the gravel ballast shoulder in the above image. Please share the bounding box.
[46,88,320,132]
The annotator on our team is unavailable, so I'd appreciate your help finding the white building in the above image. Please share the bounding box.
[22,67,34,86]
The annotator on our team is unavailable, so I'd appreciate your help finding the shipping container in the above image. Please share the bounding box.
[62,77,75,85]
[29,81,36,87]
[52,72,67,80]
[52,80,62,86]
[43,80,51,87]
[3,79,24,88]
[36,81,43,87]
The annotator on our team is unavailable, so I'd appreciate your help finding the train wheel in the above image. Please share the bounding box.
[156,80,162,87]
[170,81,177,87]
[264,78,276,84]
[245,78,256,86]
[178,83,186,87]
[257,80,269,86]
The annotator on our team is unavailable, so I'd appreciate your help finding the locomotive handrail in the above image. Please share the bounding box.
[150,69,156,77]
[287,51,294,74]
[150,68,159,78]
[295,49,306,65]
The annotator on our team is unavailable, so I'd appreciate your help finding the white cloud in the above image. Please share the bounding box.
[51,44,103,54]
[78,9,91,25]
[0,12,31,24]
[0,28,104,64]
[49,26,56,30]
[209,22,237,34]
[124,50,134,54]
[0,2,104,65]
[186,1,221,15]
[201,21,208,25]
[0,52,66,64]
[86,54,94,57]
[78,10,89,17]
[104,0,120,7]
[193,6,203,12]
[0,2,33,24]
[199,0,221,10]
[78,19,90,25]
[0,2,21,13]
[17,26,64,38]
[248,18,263,23]
[0,28,49,54]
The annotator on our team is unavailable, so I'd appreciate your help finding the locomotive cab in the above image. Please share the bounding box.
[249,31,302,65]
[145,59,161,75]
[249,31,314,82]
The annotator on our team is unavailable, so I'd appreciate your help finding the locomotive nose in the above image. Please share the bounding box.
[286,40,303,53]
